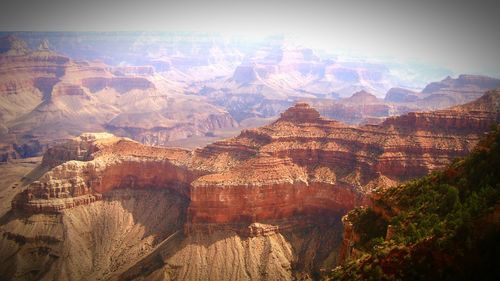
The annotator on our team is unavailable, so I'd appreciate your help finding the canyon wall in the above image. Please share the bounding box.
[0,189,187,281]
[185,95,498,227]
[12,134,201,213]
[188,155,368,227]
[14,91,500,227]
[0,36,238,161]
[3,91,499,280]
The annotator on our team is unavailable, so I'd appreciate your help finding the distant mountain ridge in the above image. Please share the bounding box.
[1,34,500,162]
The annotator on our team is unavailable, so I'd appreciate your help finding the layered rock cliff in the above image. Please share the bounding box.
[12,134,201,213]
[330,125,500,280]
[3,92,499,280]
[307,91,413,125]
[0,36,238,160]
[387,74,500,109]
[14,91,500,221]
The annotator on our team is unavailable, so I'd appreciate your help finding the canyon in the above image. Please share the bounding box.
[1,31,500,281]
[0,35,238,161]
[1,89,498,280]
[2,33,500,165]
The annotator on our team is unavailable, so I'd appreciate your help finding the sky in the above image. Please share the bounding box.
[0,0,499,76]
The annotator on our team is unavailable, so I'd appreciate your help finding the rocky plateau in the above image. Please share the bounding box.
[1,89,498,280]
[3,33,500,164]
[0,35,238,161]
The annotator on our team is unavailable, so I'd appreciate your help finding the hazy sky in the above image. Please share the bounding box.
[1,0,499,76]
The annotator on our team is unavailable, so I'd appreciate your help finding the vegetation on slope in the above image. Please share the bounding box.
[327,125,500,281]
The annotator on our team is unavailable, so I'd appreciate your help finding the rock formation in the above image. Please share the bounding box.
[3,34,500,163]
[387,74,500,109]
[14,90,500,222]
[0,36,238,161]
[3,32,500,280]
[2,90,499,280]
[331,126,500,280]
[308,91,413,124]
[384,87,420,103]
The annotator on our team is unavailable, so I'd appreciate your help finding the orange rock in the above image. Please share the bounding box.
[13,91,500,230]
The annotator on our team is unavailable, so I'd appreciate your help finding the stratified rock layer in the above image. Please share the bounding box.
[13,91,500,229]
[0,35,238,159]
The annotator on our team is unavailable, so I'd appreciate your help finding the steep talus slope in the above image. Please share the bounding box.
[0,189,188,281]
[0,157,42,216]
[1,91,499,280]
[121,228,296,281]
[120,223,343,281]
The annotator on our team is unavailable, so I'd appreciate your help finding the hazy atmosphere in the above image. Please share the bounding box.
[0,1,499,280]
[1,0,500,75]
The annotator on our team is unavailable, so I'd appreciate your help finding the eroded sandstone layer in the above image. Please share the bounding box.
[2,90,499,280]
[13,90,500,227]
[0,189,187,281]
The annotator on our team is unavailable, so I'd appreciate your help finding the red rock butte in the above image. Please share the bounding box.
[12,90,500,232]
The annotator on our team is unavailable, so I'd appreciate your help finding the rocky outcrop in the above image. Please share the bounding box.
[232,64,261,84]
[422,74,500,94]
[13,134,200,213]
[4,94,499,281]
[187,93,499,226]
[337,213,360,264]
[392,74,500,109]
[383,89,500,133]
[14,91,499,225]
[308,91,413,125]
[40,132,113,167]
[279,102,321,122]
[343,90,379,104]
[382,110,497,132]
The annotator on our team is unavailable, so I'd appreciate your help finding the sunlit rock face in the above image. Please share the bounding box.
[12,134,200,213]
[4,91,499,280]
[188,155,369,226]
[14,91,499,224]
[187,93,498,227]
